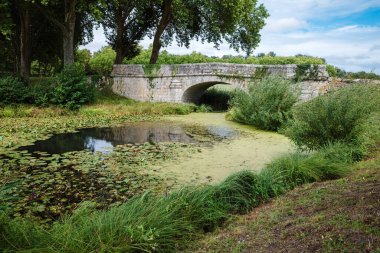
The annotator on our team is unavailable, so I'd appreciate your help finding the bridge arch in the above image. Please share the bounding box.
[182,81,232,103]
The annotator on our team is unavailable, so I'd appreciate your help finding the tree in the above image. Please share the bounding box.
[75,48,91,73]
[101,0,158,64]
[0,0,32,81]
[34,0,98,65]
[0,1,18,74]
[148,0,269,64]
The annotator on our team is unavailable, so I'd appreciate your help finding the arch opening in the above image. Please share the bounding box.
[182,81,231,104]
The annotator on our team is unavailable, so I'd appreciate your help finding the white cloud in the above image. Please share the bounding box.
[79,27,107,53]
[333,25,359,32]
[265,18,308,32]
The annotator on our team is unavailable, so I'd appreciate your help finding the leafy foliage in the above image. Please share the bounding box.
[88,46,116,76]
[229,75,299,131]
[52,64,95,110]
[284,85,380,153]
[0,76,30,105]
[75,49,92,74]
[100,0,157,64]
[125,48,326,65]
[148,0,269,63]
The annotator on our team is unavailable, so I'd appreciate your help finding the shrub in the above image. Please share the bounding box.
[327,64,337,77]
[52,64,95,110]
[284,85,379,152]
[229,75,299,131]
[89,46,116,76]
[0,76,30,105]
[29,77,57,106]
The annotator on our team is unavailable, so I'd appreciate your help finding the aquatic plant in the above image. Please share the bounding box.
[0,143,186,223]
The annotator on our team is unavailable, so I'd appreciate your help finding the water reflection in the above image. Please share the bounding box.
[18,121,237,155]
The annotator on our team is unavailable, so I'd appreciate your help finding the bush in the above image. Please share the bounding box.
[29,77,57,106]
[0,76,30,105]
[229,75,299,131]
[89,46,116,76]
[327,64,337,77]
[284,85,379,152]
[52,64,95,110]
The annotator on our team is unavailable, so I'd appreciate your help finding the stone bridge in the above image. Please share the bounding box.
[111,63,329,103]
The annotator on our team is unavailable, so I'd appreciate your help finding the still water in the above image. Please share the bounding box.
[18,121,238,154]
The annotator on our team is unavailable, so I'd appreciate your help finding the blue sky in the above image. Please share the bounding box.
[82,0,380,74]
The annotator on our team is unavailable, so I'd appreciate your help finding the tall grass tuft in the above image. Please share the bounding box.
[229,75,299,131]
[284,84,380,155]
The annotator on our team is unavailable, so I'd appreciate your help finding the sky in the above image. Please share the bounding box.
[81,0,380,74]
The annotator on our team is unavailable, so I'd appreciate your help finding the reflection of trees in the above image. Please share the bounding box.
[21,131,90,154]
[103,122,195,144]
[19,122,197,154]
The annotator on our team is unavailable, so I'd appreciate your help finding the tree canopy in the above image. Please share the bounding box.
[148,0,269,63]
[0,0,269,78]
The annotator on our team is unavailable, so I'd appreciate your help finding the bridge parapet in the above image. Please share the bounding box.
[111,63,329,103]
[112,63,328,79]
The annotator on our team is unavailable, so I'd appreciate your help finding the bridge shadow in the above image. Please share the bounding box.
[182,81,232,103]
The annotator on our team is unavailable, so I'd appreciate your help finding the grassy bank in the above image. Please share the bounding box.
[188,150,380,252]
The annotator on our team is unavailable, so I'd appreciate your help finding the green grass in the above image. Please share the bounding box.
[0,90,200,118]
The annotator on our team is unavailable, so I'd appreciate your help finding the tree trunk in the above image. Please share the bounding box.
[63,28,75,65]
[19,3,31,82]
[114,7,125,64]
[35,0,76,65]
[149,0,173,64]
[63,0,76,65]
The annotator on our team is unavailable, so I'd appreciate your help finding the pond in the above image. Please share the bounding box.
[17,121,238,155]
[1,113,294,222]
